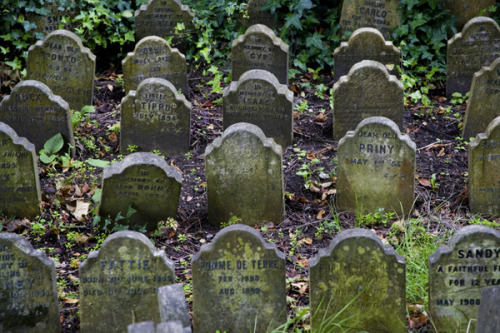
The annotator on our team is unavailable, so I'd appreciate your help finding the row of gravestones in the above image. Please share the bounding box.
[3,224,500,332]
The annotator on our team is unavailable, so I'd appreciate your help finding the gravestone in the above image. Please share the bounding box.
[309,228,406,332]
[333,27,401,81]
[26,30,96,111]
[158,284,190,327]
[462,58,500,140]
[192,224,286,333]
[0,233,59,333]
[337,116,415,215]
[223,69,293,147]
[98,152,182,232]
[121,78,191,155]
[0,80,74,155]
[429,225,500,333]
[241,0,280,30]
[333,60,404,140]
[128,321,190,333]
[231,24,289,85]
[444,0,495,29]
[122,36,188,95]
[31,1,75,36]
[0,122,41,219]
[80,230,175,333]
[339,0,401,39]
[205,122,284,226]
[446,17,500,98]
[475,286,500,333]
[128,321,155,333]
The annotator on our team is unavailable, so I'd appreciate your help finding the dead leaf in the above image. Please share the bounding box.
[315,112,328,122]
[109,131,118,142]
[285,192,295,200]
[306,152,316,160]
[6,219,32,232]
[317,209,325,219]
[320,182,333,188]
[73,200,90,222]
[293,111,300,119]
[107,84,113,91]
[207,124,214,130]
[169,231,176,238]
[309,183,321,193]
[297,258,309,266]
[435,96,447,103]
[297,197,309,203]
[437,147,445,157]
[419,178,432,188]
[81,182,90,194]
[186,195,193,202]
[303,238,313,245]
[62,297,79,304]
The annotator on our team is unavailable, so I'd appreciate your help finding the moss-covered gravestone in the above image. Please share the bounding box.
[475,286,500,333]
[0,80,74,155]
[337,116,415,215]
[309,229,406,332]
[205,122,284,226]
[333,28,400,81]
[444,0,495,29]
[333,60,404,141]
[122,36,188,95]
[429,225,500,333]
[240,0,280,30]
[26,30,95,111]
[0,233,59,333]
[30,1,75,36]
[192,224,286,333]
[447,17,500,98]
[98,152,182,232]
[231,24,289,85]
[223,69,293,147]
[157,284,190,327]
[79,231,175,333]
[121,78,191,155]
[0,122,41,219]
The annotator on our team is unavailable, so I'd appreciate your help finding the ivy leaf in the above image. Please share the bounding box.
[285,14,302,30]
[122,10,133,18]
[306,32,324,50]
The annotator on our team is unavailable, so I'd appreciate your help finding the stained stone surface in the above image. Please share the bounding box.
[128,321,155,333]
[241,0,280,30]
[121,78,191,155]
[475,286,500,333]
[122,36,188,95]
[205,122,284,226]
[192,224,286,333]
[446,17,500,98]
[158,284,190,327]
[231,24,289,85]
[429,225,500,333]
[223,69,293,147]
[98,152,182,232]
[309,229,406,333]
[333,60,404,140]
[31,1,75,36]
[337,116,415,215]
[26,30,96,111]
[333,28,400,81]
[128,321,191,333]
[0,122,41,219]
[0,80,74,155]
[444,0,495,29]
[80,231,175,333]
[0,233,59,333]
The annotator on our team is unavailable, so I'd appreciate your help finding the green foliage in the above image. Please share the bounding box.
[220,215,241,228]
[39,133,65,164]
[355,208,395,227]
[71,105,95,130]
[93,203,145,233]
[450,92,470,105]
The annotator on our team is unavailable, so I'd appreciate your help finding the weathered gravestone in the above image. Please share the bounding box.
[98,152,182,232]
[205,122,284,226]
[339,0,401,39]
[333,60,404,141]
[79,230,175,333]
[240,0,280,30]
[475,286,500,333]
[0,80,74,155]
[223,69,293,147]
[0,233,59,333]
[26,30,95,111]
[446,16,500,98]
[231,24,289,85]
[122,36,188,95]
[444,0,495,29]
[128,321,191,333]
[337,116,415,215]
[429,225,500,333]
[309,228,406,333]
[192,224,286,333]
[0,122,41,219]
[31,1,75,37]
[121,78,191,155]
[333,27,400,81]
[158,284,190,327]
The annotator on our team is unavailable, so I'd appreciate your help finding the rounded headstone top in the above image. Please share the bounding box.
[233,24,289,53]
[449,16,500,45]
[29,29,95,60]
[470,116,500,149]
[6,79,70,110]
[0,121,36,152]
[0,232,55,268]
[136,77,191,107]
[223,69,293,101]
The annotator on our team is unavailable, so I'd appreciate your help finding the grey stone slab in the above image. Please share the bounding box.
[80,231,176,333]
[192,224,286,333]
[158,283,189,327]
[475,286,500,333]
[205,122,284,226]
[223,69,293,147]
[0,233,60,333]
[444,0,495,29]
[30,1,75,37]
[240,0,280,30]
[156,321,184,333]
[128,321,156,333]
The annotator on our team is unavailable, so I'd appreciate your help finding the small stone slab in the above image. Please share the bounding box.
[223,69,293,147]
[339,0,401,39]
[31,1,75,37]
[446,17,500,98]
[475,286,500,333]
[122,36,188,95]
[444,0,495,29]
[26,30,96,111]
[129,321,190,333]
[0,233,60,333]
[121,78,191,155]
[0,122,41,219]
[205,122,284,226]
[309,228,406,332]
[98,152,182,232]
[231,24,289,85]
[192,224,286,332]
[429,225,500,333]
[128,321,155,333]
[0,80,75,155]
[80,230,176,333]
[158,284,190,327]
[333,27,401,81]
[337,116,415,215]
[240,0,280,30]
[333,60,404,141]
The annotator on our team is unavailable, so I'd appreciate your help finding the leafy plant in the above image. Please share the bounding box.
[220,215,241,228]
[71,105,95,130]
[355,208,395,227]
[39,133,72,168]
[450,91,470,105]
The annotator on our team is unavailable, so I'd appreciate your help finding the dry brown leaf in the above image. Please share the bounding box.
[6,219,32,232]
[73,200,90,222]
[109,131,118,142]
[62,297,79,304]
[315,112,328,122]
[293,111,300,119]
[306,152,316,160]
[437,147,445,157]
[207,124,214,130]
[418,178,432,188]
[285,192,295,200]
[297,197,309,203]
[435,96,447,103]
[317,210,325,219]
[81,182,90,194]
[296,258,309,266]
[309,183,321,193]
[107,84,113,91]
[321,182,333,188]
